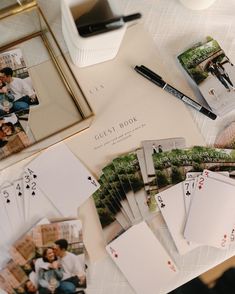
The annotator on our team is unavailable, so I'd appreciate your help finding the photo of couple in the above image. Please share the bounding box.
[0,220,86,294]
[23,239,86,294]
[0,48,39,160]
[178,37,235,149]
[178,37,235,117]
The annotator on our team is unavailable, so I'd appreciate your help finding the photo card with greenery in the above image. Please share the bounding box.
[102,164,134,224]
[152,146,235,196]
[178,37,235,117]
[113,151,153,219]
[113,154,143,222]
[93,177,129,243]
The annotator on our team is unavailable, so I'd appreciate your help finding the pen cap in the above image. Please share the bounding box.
[61,0,127,67]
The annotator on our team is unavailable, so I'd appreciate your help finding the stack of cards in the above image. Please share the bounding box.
[0,218,87,294]
[156,169,235,253]
[0,142,99,260]
[178,37,235,149]
[93,141,235,293]
[178,37,235,117]
[153,147,235,253]
[93,141,235,244]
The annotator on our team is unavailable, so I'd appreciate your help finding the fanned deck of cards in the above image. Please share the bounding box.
[0,218,87,294]
[93,139,235,293]
[0,142,100,262]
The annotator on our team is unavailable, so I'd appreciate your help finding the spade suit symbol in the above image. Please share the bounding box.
[161,203,165,208]
[6,199,10,203]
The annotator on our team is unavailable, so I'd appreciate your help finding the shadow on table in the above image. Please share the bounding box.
[168,268,235,294]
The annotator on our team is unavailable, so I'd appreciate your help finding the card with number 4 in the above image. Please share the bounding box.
[13,177,25,221]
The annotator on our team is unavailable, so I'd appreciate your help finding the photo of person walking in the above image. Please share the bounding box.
[207,60,235,92]
[178,37,235,117]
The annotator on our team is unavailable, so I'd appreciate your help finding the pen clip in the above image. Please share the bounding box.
[139,65,163,80]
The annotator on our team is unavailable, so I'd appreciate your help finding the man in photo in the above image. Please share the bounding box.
[53,239,86,289]
[158,144,163,153]
[208,60,235,92]
[152,143,158,154]
[0,78,15,117]
[0,67,38,114]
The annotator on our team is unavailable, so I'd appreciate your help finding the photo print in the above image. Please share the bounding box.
[178,37,235,117]
[0,48,39,160]
[0,48,39,118]
[1,219,87,294]
[178,37,235,148]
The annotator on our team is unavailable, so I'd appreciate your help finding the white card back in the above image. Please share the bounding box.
[25,143,100,216]
[106,221,178,294]
[184,175,235,248]
[155,182,199,254]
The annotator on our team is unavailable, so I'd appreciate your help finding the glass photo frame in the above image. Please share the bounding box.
[0,0,93,170]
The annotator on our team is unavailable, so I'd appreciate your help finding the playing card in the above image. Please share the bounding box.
[142,138,186,195]
[112,155,142,222]
[184,171,230,214]
[12,177,24,221]
[142,138,186,177]
[136,148,149,193]
[0,182,22,234]
[0,187,15,245]
[102,164,136,223]
[183,178,196,215]
[98,175,131,230]
[155,182,199,254]
[202,169,233,185]
[24,142,100,216]
[106,221,178,294]
[93,181,128,242]
[22,170,32,221]
[186,172,202,179]
[114,151,153,219]
[184,175,235,248]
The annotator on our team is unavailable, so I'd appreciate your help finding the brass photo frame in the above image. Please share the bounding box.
[0,0,94,169]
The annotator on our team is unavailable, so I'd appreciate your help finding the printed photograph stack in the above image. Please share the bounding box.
[0,219,87,294]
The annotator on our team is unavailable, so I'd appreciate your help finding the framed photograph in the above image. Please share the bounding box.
[0,0,93,169]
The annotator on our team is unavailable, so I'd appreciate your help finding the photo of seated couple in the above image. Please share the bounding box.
[0,48,39,158]
[21,239,86,294]
[0,49,39,117]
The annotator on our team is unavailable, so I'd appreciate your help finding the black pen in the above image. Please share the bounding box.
[134,65,217,120]
[77,13,142,37]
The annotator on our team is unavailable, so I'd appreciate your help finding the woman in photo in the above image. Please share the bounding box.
[0,79,15,117]
[37,248,75,294]
[38,247,63,294]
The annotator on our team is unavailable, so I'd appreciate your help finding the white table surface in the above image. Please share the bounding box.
[5,0,235,293]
